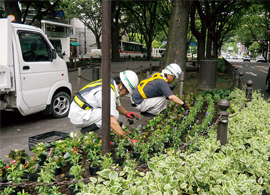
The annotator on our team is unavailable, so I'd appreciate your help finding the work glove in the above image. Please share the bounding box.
[182,102,190,110]
[126,112,139,120]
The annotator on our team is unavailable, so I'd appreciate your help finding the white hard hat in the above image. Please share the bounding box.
[119,70,139,93]
[165,63,182,79]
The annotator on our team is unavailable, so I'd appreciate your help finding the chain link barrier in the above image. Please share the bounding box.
[228,88,250,118]
[174,115,222,153]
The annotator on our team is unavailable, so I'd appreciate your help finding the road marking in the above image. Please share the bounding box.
[259,69,268,74]
[234,65,243,68]
[251,66,255,69]
[245,72,257,76]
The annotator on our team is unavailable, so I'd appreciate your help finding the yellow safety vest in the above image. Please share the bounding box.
[74,79,117,110]
[137,73,168,99]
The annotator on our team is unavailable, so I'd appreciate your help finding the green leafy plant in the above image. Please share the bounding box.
[69,164,84,191]
[7,149,29,164]
[6,161,26,183]
[87,148,102,167]
[35,158,58,195]
[114,141,127,158]
[30,142,49,159]
[100,153,114,170]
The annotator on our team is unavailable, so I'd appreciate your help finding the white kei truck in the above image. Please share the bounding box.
[0,16,72,118]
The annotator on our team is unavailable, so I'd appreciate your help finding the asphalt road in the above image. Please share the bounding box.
[226,58,270,100]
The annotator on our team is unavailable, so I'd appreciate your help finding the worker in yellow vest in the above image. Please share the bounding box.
[68,70,139,136]
[131,63,189,117]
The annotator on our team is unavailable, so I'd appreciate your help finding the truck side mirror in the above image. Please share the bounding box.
[51,49,57,61]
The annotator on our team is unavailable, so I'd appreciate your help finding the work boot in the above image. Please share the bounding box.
[81,123,99,135]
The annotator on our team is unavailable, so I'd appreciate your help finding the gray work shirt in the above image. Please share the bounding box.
[131,72,174,105]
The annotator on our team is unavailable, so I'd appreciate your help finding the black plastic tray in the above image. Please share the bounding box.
[28,131,69,151]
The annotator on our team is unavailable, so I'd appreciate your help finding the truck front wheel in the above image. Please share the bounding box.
[51,92,71,118]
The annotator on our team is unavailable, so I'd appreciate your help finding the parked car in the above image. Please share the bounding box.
[256,56,265,63]
[225,55,230,59]
[233,56,238,59]
[243,56,251,62]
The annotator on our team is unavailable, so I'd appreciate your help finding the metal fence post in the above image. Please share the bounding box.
[233,66,238,88]
[238,72,244,90]
[231,65,235,83]
[246,80,253,102]
[179,72,184,97]
[77,67,81,91]
[217,99,230,146]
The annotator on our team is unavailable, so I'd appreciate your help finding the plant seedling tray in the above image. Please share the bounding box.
[28,131,69,151]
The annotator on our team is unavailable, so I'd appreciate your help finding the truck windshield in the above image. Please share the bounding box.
[18,32,50,62]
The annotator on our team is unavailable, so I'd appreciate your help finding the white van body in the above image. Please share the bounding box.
[0,16,72,118]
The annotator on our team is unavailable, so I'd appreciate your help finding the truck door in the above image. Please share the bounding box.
[16,30,61,109]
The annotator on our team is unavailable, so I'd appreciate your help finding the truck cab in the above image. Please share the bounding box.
[0,16,72,118]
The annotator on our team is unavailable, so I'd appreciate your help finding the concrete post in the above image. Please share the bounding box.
[198,60,218,90]
[92,67,99,81]
[217,99,230,146]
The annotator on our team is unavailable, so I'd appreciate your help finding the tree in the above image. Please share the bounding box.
[123,0,159,61]
[4,0,61,26]
[162,0,191,72]
[63,0,102,49]
[235,2,270,59]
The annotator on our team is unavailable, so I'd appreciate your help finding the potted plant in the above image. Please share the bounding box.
[25,156,40,182]
[113,141,127,166]
[69,163,84,194]
[87,148,102,175]
[7,149,29,165]
[30,142,49,166]
[139,142,151,164]
[132,140,143,159]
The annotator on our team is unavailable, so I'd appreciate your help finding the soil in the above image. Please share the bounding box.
[1,70,232,195]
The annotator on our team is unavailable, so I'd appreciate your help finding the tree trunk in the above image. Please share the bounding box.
[95,34,101,49]
[4,0,21,23]
[197,36,206,62]
[111,22,120,62]
[162,0,190,72]
[206,25,214,59]
[111,1,121,62]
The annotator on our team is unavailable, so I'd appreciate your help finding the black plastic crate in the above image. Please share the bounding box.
[28,131,69,151]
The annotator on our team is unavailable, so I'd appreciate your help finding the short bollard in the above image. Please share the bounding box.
[246,80,253,102]
[92,67,99,81]
[238,72,244,90]
[217,99,230,146]
[77,67,81,91]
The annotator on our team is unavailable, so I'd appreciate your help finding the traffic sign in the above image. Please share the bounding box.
[51,10,57,18]
[58,10,65,18]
